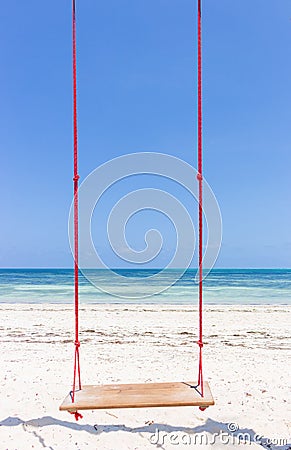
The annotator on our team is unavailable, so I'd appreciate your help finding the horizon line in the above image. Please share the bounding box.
[0,267,291,271]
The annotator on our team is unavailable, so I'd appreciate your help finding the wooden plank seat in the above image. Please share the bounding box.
[59,381,214,411]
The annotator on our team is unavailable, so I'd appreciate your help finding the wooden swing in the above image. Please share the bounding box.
[60,382,214,413]
[60,0,214,419]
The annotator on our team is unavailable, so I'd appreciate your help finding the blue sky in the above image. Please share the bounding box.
[1,0,290,268]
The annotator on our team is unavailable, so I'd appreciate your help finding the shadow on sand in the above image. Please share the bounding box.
[0,416,290,449]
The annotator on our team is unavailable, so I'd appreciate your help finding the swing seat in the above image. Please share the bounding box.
[59,381,214,411]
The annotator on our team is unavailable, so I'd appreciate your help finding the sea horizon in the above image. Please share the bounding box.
[0,268,290,305]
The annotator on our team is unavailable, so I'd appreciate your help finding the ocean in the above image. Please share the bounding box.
[0,268,290,305]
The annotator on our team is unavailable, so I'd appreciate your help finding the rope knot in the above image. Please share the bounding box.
[69,411,83,421]
[74,340,80,348]
[73,174,80,182]
[196,173,203,181]
[197,340,203,348]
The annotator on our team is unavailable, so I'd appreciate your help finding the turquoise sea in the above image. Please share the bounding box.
[0,269,290,305]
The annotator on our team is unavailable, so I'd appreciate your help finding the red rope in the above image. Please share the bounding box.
[196,0,204,397]
[69,0,204,413]
[69,411,83,421]
[72,0,81,404]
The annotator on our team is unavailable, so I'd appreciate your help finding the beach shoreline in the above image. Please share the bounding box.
[0,303,290,448]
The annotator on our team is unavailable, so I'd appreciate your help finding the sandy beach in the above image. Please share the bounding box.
[0,304,290,449]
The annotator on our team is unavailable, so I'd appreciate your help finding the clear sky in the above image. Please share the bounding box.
[1,0,290,268]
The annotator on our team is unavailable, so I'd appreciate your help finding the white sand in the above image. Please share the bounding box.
[0,304,290,449]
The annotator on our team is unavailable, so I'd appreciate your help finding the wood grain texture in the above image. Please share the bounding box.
[59,381,214,411]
